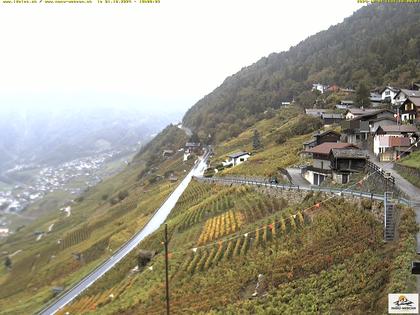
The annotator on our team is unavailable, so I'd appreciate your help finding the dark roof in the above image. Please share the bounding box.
[405,96,420,107]
[396,89,420,99]
[304,142,358,155]
[379,86,399,94]
[346,108,381,116]
[352,109,394,121]
[321,113,343,119]
[228,151,249,159]
[330,148,368,159]
[305,109,329,116]
[185,142,201,147]
[370,116,396,123]
[313,130,341,137]
[377,125,418,133]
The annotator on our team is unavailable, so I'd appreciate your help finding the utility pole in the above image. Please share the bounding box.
[164,224,170,315]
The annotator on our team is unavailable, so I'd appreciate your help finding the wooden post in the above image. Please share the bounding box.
[164,224,170,315]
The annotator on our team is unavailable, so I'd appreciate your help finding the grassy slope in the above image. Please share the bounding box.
[209,107,323,179]
[0,126,191,314]
[399,151,420,169]
[54,109,417,314]
[395,151,420,188]
[59,181,417,315]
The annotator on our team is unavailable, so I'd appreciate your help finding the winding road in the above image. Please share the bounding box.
[38,152,209,315]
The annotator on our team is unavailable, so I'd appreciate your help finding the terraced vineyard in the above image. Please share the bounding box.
[56,275,138,315]
[59,178,417,315]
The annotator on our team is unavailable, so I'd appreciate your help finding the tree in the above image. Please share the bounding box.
[253,129,262,150]
[4,256,11,270]
[189,132,200,144]
[355,82,371,108]
[118,190,129,201]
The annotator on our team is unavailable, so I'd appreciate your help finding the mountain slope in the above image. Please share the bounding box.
[183,4,420,142]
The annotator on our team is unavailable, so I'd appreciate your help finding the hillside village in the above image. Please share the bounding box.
[1,4,420,315]
[201,82,420,189]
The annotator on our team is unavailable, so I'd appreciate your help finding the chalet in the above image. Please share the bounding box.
[303,130,341,151]
[380,86,399,104]
[0,228,9,237]
[162,149,174,157]
[330,148,369,184]
[305,108,329,117]
[185,142,201,154]
[342,109,396,146]
[168,174,179,182]
[302,142,358,185]
[321,113,343,125]
[397,96,420,125]
[345,108,380,120]
[336,100,354,110]
[368,116,397,133]
[393,89,420,106]
[369,92,382,106]
[326,84,340,93]
[312,83,328,94]
[223,152,250,167]
[373,125,418,161]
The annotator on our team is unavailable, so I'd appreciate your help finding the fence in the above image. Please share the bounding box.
[195,176,413,207]
[365,160,396,186]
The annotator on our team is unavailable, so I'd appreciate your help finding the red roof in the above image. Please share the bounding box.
[304,142,358,155]
[389,137,411,147]
[380,125,418,133]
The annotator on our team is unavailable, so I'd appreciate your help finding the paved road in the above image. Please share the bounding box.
[286,168,310,187]
[367,155,420,293]
[38,152,209,315]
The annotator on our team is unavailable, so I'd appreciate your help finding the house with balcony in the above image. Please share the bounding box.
[396,96,420,125]
[380,86,400,104]
[342,109,396,147]
[393,89,420,107]
[373,125,418,161]
[303,130,341,151]
[330,148,369,184]
[302,142,359,185]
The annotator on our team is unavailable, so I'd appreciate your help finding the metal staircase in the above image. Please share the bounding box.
[384,192,395,242]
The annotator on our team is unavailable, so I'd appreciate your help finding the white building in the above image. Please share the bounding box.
[373,125,418,161]
[223,152,251,167]
[393,89,420,106]
[0,228,9,237]
[380,86,399,104]
[312,83,328,94]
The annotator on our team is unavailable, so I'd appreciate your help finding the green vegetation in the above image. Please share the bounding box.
[0,126,194,315]
[395,152,420,188]
[208,107,324,178]
[56,180,417,315]
[399,151,420,169]
[183,4,420,141]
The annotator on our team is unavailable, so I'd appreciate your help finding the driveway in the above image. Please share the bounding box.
[285,168,310,187]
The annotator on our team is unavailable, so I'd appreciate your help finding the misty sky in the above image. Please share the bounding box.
[0,0,364,114]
